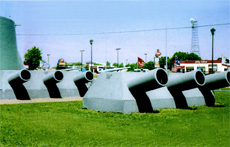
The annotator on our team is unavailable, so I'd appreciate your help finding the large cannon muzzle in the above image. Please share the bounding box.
[73,71,94,83]
[8,69,31,84]
[167,70,205,91]
[43,71,64,98]
[203,71,230,90]
[43,71,63,84]
[127,68,168,91]
[8,70,31,100]
[73,71,94,97]
[127,68,168,112]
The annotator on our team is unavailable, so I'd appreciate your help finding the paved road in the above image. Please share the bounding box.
[0,97,83,105]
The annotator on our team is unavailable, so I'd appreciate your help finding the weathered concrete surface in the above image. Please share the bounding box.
[83,70,211,113]
[183,88,206,106]
[83,72,139,113]
[0,70,91,100]
[146,87,176,110]
[83,69,169,113]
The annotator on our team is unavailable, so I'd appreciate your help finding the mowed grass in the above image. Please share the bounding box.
[0,92,229,147]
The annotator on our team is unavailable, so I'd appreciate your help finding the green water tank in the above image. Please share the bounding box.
[0,16,24,70]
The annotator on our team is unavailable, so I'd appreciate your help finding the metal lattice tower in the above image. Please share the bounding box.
[190,18,200,56]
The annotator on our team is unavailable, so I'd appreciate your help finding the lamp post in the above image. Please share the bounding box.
[210,28,215,74]
[80,50,84,71]
[47,54,50,69]
[89,39,93,71]
[144,53,147,62]
[165,28,168,71]
[116,48,121,67]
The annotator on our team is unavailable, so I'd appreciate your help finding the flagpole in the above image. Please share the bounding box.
[221,53,222,72]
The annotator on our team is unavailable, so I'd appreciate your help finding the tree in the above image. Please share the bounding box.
[84,64,89,70]
[159,56,170,69]
[169,52,202,68]
[94,63,103,65]
[118,63,124,68]
[185,53,202,61]
[217,57,222,60]
[143,61,155,70]
[66,62,83,66]
[106,61,111,69]
[125,63,137,71]
[113,63,119,67]
[24,46,42,70]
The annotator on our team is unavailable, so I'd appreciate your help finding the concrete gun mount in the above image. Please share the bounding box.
[147,70,206,110]
[84,69,228,113]
[83,68,168,113]
[0,70,93,100]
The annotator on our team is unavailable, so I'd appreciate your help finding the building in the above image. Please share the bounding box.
[0,16,24,70]
[172,60,229,74]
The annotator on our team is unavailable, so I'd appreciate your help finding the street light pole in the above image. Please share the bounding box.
[210,28,216,74]
[144,53,147,62]
[165,28,168,71]
[116,48,121,67]
[89,39,93,71]
[80,50,84,71]
[47,54,50,69]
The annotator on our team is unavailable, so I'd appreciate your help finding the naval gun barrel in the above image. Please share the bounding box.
[8,69,31,84]
[203,71,230,90]
[199,71,230,106]
[73,71,94,97]
[127,68,168,112]
[167,70,205,91]
[73,71,94,84]
[127,68,168,91]
[167,70,206,108]
[43,71,64,98]
[43,71,63,84]
[98,67,130,73]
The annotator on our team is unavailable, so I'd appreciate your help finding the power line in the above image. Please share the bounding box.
[16,23,230,36]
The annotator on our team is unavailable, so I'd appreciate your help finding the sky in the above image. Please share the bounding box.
[0,0,229,67]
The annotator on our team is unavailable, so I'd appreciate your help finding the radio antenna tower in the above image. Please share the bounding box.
[190,18,200,56]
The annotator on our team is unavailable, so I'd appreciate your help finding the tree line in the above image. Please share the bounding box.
[24,46,203,70]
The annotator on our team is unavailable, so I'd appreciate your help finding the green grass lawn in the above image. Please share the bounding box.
[220,87,230,90]
[1,92,229,147]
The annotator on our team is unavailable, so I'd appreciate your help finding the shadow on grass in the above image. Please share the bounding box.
[212,104,225,107]
[175,107,198,110]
